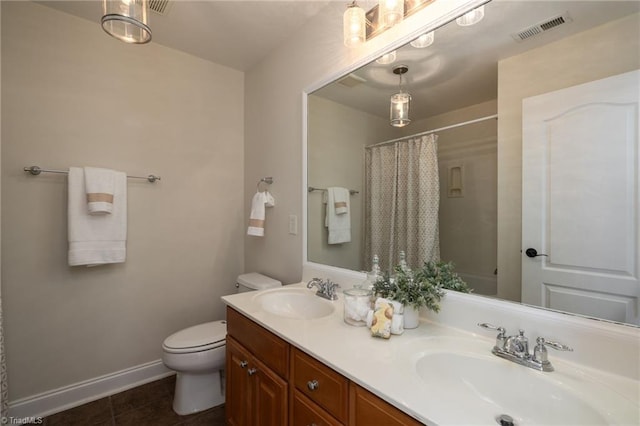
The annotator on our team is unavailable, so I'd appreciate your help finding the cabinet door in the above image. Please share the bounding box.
[349,383,423,426]
[226,336,254,426]
[253,357,288,426]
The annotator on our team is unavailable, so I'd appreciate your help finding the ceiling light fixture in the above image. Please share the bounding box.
[390,65,411,127]
[343,1,366,47]
[101,0,152,44]
[376,50,397,65]
[456,5,485,27]
[343,0,436,48]
[379,0,404,28]
[410,31,435,48]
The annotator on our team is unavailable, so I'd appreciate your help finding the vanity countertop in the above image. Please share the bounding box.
[222,283,640,425]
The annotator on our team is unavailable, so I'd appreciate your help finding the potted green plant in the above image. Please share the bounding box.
[415,261,472,294]
[372,260,471,329]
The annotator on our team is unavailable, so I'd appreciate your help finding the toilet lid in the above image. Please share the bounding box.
[163,320,226,350]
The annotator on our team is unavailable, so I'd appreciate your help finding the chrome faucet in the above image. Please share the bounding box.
[306,278,340,301]
[478,323,573,372]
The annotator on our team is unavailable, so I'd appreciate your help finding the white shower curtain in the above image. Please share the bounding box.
[364,134,440,272]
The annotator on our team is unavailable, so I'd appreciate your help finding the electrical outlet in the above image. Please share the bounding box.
[288,214,297,235]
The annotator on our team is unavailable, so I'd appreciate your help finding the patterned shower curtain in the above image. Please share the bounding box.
[363,134,440,273]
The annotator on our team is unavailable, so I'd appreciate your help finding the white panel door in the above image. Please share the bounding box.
[522,70,639,325]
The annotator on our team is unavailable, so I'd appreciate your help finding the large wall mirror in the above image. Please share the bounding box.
[307,0,640,326]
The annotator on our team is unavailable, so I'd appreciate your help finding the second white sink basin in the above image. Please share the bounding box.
[416,352,606,425]
[255,287,335,320]
[400,336,637,426]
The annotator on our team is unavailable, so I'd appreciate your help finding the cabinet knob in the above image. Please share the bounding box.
[248,368,257,376]
[239,360,248,368]
[307,379,319,391]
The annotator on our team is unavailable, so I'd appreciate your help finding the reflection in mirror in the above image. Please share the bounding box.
[307,1,640,326]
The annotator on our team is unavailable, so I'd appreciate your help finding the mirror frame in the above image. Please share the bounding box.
[301,0,639,328]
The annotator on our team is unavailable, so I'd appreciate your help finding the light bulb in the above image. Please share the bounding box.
[456,5,485,27]
[343,3,366,48]
[410,31,434,48]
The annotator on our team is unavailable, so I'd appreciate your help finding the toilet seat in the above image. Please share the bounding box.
[163,320,226,354]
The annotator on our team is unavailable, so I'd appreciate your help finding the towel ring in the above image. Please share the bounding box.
[257,176,273,192]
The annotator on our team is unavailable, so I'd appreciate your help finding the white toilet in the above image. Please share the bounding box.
[162,273,282,415]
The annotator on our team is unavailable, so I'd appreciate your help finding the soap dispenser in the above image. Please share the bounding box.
[398,250,413,279]
[360,254,381,290]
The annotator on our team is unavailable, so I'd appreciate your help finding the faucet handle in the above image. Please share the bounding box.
[532,337,573,369]
[536,337,573,352]
[477,322,506,335]
[326,280,340,299]
[477,323,507,350]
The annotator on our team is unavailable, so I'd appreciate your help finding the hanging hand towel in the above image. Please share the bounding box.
[332,187,349,215]
[247,191,275,237]
[326,187,351,244]
[84,167,116,214]
[68,167,127,266]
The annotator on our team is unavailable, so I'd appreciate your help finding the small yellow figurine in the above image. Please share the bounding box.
[370,299,393,339]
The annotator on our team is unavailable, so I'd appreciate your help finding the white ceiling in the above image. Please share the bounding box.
[39,0,333,71]
[38,0,639,117]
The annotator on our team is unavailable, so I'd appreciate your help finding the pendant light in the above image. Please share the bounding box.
[343,1,366,48]
[379,0,404,28]
[101,0,152,44]
[390,65,411,127]
[456,5,485,27]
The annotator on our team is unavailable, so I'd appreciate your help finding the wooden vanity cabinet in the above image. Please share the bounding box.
[226,308,289,426]
[226,307,425,426]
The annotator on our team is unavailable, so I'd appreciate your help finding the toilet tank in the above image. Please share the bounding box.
[236,272,282,293]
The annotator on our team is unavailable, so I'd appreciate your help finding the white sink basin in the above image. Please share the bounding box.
[401,336,637,425]
[255,287,335,320]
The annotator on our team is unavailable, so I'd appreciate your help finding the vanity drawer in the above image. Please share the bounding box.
[291,347,349,423]
[226,307,289,379]
[349,383,423,426]
[292,389,343,426]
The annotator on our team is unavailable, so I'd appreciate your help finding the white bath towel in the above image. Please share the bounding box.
[247,191,275,237]
[84,167,116,215]
[68,167,127,266]
[332,187,349,215]
[326,187,351,244]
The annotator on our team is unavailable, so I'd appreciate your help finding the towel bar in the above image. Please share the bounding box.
[308,186,359,195]
[23,166,161,183]
[257,176,274,191]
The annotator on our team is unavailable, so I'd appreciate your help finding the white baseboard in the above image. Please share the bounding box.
[8,359,174,419]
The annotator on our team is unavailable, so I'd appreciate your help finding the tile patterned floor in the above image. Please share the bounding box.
[42,375,225,426]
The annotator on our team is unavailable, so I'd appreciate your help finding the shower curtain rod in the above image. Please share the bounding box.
[365,114,498,149]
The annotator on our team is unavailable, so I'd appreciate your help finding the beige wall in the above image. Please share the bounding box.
[307,95,396,271]
[497,14,640,301]
[2,2,244,400]
[244,0,484,284]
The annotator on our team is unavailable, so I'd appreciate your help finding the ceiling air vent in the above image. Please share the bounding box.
[149,0,171,15]
[338,73,367,88]
[512,12,573,42]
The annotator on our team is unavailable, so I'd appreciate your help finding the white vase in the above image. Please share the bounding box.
[403,305,420,329]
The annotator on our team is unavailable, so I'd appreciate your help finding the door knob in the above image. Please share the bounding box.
[525,248,548,258]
